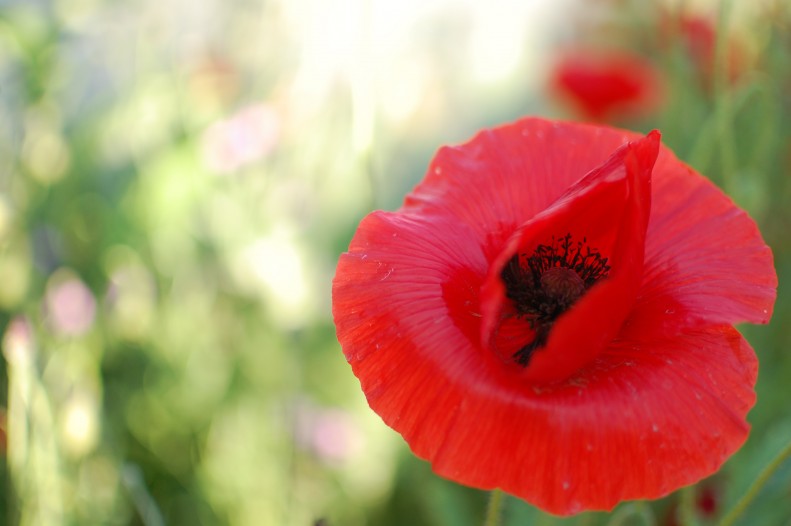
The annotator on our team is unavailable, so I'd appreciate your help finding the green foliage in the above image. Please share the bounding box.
[0,0,790,525]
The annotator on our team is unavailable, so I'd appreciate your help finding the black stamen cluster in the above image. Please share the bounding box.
[500,234,610,366]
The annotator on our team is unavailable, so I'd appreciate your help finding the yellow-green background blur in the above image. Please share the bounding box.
[1,0,790,525]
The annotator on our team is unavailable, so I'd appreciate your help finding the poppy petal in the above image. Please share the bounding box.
[332,208,491,459]
[427,327,756,515]
[335,212,757,513]
[333,208,489,370]
[479,132,658,382]
[404,119,635,260]
[625,151,777,337]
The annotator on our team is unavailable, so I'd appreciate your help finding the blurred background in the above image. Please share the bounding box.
[0,0,789,524]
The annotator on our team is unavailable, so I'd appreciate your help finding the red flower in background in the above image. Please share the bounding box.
[657,10,750,90]
[664,483,721,526]
[550,51,663,122]
[332,118,776,515]
[678,14,748,87]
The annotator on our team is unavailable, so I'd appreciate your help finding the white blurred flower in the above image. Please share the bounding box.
[61,391,99,458]
[229,226,314,328]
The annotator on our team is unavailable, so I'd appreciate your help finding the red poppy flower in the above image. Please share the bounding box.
[550,51,663,122]
[332,117,776,515]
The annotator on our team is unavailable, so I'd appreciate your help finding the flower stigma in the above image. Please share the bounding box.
[500,234,610,366]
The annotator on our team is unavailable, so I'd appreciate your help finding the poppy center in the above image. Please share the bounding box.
[500,234,610,366]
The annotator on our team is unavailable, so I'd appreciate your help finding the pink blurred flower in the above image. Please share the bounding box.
[201,104,280,173]
[2,316,35,365]
[45,275,96,337]
[294,400,362,466]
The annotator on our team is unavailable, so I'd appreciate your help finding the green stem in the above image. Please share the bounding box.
[719,439,791,526]
[607,502,655,526]
[677,486,699,526]
[122,463,165,526]
[714,0,738,193]
[484,489,506,526]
